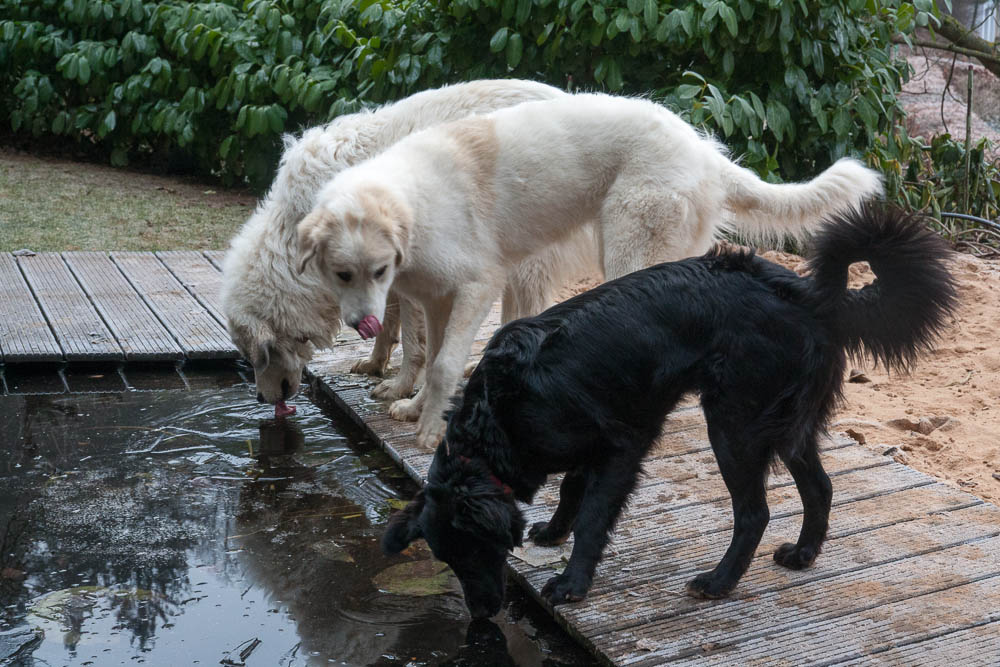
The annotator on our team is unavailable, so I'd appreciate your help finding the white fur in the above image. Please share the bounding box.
[303,93,883,447]
[221,79,596,403]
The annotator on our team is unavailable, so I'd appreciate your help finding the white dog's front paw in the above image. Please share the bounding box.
[372,376,414,400]
[463,360,479,378]
[389,397,422,422]
[351,356,388,377]
[416,417,447,450]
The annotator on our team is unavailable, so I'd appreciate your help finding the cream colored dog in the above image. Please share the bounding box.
[221,80,595,406]
[297,93,884,449]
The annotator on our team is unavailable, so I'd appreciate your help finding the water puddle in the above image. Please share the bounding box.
[0,364,593,666]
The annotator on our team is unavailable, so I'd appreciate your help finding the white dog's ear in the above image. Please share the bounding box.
[252,323,276,370]
[296,210,332,275]
[361,188,412,268]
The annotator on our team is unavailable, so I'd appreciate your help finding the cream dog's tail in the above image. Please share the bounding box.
[719,157,883,242]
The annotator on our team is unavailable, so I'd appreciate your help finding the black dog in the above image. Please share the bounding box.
[382,204,957,618]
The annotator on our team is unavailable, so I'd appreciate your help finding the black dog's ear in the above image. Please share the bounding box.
[381,491,426,554]
[455,494,525,551]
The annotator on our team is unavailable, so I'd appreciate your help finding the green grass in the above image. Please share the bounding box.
[0,148,256,251]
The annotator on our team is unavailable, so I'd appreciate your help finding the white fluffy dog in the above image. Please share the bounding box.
[297,92,884,448]
[221,80,595,406]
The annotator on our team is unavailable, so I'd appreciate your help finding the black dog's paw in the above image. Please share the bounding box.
[528,521,569,547]
[540,573,588,605]
[684,572,735,600]
[773,542,819,570]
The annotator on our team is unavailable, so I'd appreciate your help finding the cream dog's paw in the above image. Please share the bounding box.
[462,360,479,378]
[416,417,447,450]
[351,356,388,377]
[389,397,422,422]
[372,376,414,400]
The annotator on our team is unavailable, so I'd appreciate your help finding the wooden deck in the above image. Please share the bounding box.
[0,251,237,363]
[4,250,999,664]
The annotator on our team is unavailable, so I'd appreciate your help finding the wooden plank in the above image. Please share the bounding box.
[0,253,62,362]
[155,250,227,327]
[564,502,1000,637]
[202,250,226,271]
[578,511,1000,636]
[16,253,122,361]
[655,574,1000,666]
[600,536,1000,665]
[62,252,183,361]
[833,620,1000,666]
[111,252,237,359]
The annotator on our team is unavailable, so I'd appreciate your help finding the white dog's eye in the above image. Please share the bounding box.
[336,271,352,283]
[374,265,387,279]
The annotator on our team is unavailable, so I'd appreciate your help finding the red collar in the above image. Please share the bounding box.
[458,455,513,496]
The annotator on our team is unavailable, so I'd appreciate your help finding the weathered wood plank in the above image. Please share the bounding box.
[156,250,227,327]
[654,574,1000,666]
[601,536,1000,665]
[16,253,122,361]
[202,249,226,271]
[833,619,1000,666]
[569,502,1000,638]
[0,253,62,362]
[111,252,237,359]
[62,252,183,361]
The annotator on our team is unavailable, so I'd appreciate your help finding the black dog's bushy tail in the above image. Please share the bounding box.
[808,202,958,371]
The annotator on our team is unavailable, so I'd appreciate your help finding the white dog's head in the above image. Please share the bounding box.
[296,185,411,339]
[227,316,314,403]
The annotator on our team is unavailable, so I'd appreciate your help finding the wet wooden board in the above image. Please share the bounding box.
[156,250,228,327]
[62,252,183,361]
[111,252,237,359]
[16,253,122,361]
[0,254,62,362]
[307,341,1000,667]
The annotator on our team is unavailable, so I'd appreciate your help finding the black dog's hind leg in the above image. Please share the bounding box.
[529,468,586,546]
[541,456,642,605]
[774,441,832,569]
[687,419,771,599]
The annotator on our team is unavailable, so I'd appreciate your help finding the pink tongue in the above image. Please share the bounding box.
[357,315,383,340]
[275,401,297,418]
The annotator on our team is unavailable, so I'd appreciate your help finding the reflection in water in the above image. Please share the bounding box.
[0,371,593,666]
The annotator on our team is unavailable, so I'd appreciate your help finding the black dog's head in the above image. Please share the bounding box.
[381,445,526,619]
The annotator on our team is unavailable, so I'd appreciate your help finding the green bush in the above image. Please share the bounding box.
[1,0,997,226]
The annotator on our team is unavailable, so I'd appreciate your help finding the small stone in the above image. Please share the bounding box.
[848,369,871,383]
[915,418,936,435]
[882,446,900,457]
[992,473,1000,482]
[885,417,940,435]
[845,429,866,445]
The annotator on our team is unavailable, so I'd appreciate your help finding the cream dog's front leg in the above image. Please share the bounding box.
[350,290,402,377]
[409,285,498,449]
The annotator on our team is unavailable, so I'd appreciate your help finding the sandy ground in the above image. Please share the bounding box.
[758,250,1000,505]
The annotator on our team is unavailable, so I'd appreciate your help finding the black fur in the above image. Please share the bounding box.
[382,203,957,617]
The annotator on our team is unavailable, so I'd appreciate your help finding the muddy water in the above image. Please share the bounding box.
[0,364,593,666]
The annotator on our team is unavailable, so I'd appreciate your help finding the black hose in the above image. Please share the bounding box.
[939,211,1000,233]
